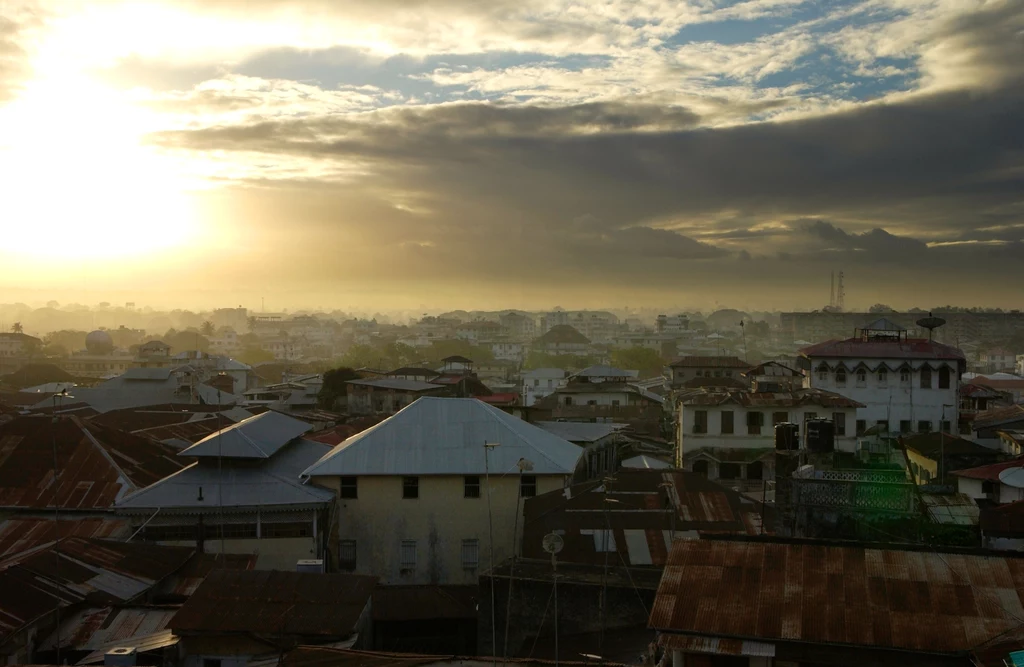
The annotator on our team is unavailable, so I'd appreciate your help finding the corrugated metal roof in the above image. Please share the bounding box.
[620,455,671,469]
[37,375,239,414]
[535,421,625,443]
[347,378,444,392]
[168,569,377,637]
[303,398,582,477]
[77,629,179,665]
[0,416,184,509]
[152,552,257,599]
[0,518,129,566]
[658,634,775,657]
[0,538,193,644]
[37,606,178,651]
[120,368,174,381]
[277,647,629,667]
[117,438,333,511]
[650,538,1024,654]
[570,366,639,379]
[132,416,227,447]
[522,470,768,567]
[951,457,1024,481]
[179,410,313,459]
[974,405,1024,430]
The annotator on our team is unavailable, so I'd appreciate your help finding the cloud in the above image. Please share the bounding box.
[0,4,43,103]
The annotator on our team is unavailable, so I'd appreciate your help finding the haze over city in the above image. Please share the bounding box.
[1,0,1022,310]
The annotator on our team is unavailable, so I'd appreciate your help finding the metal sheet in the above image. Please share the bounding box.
[181,411,313,459]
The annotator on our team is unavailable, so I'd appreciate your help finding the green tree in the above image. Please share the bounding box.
[10,322,23,334]
[200,321,215,336]
[238,346,275,365]
[44,330,88,353]
[609,347,666,378]
[318,366,361,409]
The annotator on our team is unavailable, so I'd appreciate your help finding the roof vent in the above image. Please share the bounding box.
[104,647,137,667]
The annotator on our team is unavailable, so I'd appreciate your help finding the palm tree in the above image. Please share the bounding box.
[10,322,23,334]
[200,321,215,336]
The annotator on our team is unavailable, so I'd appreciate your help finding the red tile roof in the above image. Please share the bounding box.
[651,537,1024,655]
[950,457,1024,481]
[800,337,966,361]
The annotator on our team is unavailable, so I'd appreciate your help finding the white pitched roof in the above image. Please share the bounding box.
[179,411,312,459]
[303,397,582,477]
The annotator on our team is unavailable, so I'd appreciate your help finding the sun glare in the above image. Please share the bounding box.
[0,70,197,262]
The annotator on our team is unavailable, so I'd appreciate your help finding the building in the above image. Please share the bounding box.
[667,356,751,389]
[800,318,966,436]
[0,332,40,358]
[968,373,1024,404]
[61,331,135,378]
[169,569,377,667]
[135,340,173,367]
[982,348,1017,373]
[498,311,537,339]
[302,397,583,585]
[676,387,862,463]
[539,374,665,430]
[520,368,567,406]
[531,325,592,356]
[242,373,323,413]
[485,340,525,362]
[116,411,336,570]
[960,382,1013,435]
[34,367,239,413]
[953,457,1024,505]
[651,536,1024,667]
[345,377,450,415]
[901,431,1007,485]
[656,314,689,333]
[970,405,1024,449]
[781,309,1024,346]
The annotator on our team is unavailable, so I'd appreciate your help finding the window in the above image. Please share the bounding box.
[900,368,911,384]
[747,461,764,480]
[339,539,357,571]
[804,412,817,422]
[400,540,417,571]
[592,530,615,551]
[262,522,310,538]
[461,539,480,569]
[403,476,419,499]
[693,410,708,434]
[856,419,866,437]
[464,475,480,498]
[564,396,572,406]
[877,420,889,433]
[878,368,887,384]
[982,481,995,494]
[747,411,764,435]
[941,420,951,433]
[209,523,258,539]
[920,366,932,389]
[142,525,197,541]
[520,475,537,498]
[611,399,620,407]
[918,420,932,433]
[856,369,867,387]
[587,400,597,406]
[725,371,733,378]
[714,370,722,378]
[938,366,951,389]
[900,420,912,434]
[835,368,847,387]
[772,411,788,426]
[817,368,829,383]
[692,460,709,477]
[721,410,734,434]
[340,476,358,499]
[719,463,741,479]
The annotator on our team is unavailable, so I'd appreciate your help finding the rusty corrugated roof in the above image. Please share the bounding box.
[522,470,770,568]
[0,538,193,644]
[168,570,378,638]
[0,416,184,509]
[0,518,129,566]
[650,538,1024,654]
[152,551,258,600]
[279,646,627,667]
[37,606,178,651]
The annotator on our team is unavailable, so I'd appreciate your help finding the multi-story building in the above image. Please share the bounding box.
[302,397,582,585]
[0,332,40,357]
[667,355,751,389]
[520,368,567,406]
[498,311,536,339]
[781,310,1024,346]
[800,318,967,436]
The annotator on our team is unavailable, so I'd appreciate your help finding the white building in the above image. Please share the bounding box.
[209,327,241,355]
[485,340,525,362]
[520,368,567,406]
[800,318,966,437]
[0,332,40,357]
[677,387,863,464]
[302,397,582,585]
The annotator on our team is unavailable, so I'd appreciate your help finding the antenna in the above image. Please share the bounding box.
[542,532,564,667]
[916,313,947,342]
[836,271,846,311]
[830,271,835,309]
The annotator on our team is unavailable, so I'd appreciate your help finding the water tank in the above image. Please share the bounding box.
[806,419,836,453]
[104,647,137,667]
[775,422,799,451]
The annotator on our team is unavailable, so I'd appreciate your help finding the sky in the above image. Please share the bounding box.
[0,0,1022,312]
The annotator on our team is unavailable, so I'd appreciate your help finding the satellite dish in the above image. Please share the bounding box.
[542,533,564,555]
[998,467,1024,489]
[916,314,947,341]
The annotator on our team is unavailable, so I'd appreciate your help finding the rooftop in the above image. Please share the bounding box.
[303,397,582,477]
[534,325,590,345]
[346,378,444,392]
[168,569,377,638]
[0,517,129,567]
[0,416,185,509]
[651,537,1024,655]
[535,420,626,443]
[569,365,639,380]
[669,356,751,369]
[902,431,1003,459]
[950,456,1024,482]
[800,337,966,362]
[678,387,864,409]
[178,410,313,459]
[974,405,1024,431]
[371,585,477,622]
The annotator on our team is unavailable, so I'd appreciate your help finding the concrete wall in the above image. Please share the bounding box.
[158,536,319,571]
[957,477,986,500]
[316,474,566,585]
[678,405,859,452]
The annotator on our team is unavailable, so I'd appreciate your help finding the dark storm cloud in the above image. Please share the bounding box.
[799,220,928,257]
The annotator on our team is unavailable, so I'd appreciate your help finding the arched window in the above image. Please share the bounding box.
[920,366,932,389]
[938,366,951,389]
[877,368,887,384]
[835,368,847,386]
[856,369,867,386]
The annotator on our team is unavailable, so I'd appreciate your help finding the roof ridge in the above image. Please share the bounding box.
[78,418,138,494]
[116,461,200,506]
[477,400,566,471]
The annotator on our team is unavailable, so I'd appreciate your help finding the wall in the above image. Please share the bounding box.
[904,449,938,484]
[316,474,566,585]
[808,360,959,434]
[957,477,986,500]
[159,536,319,571]
[678,405,859,453]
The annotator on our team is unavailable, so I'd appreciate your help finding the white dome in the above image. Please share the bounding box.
[85,330,114,354]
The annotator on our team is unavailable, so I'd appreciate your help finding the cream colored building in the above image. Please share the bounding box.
[303,397,583,585]
[117,411,334,570]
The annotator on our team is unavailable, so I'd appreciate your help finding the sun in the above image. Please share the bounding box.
[0,72,198,261]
